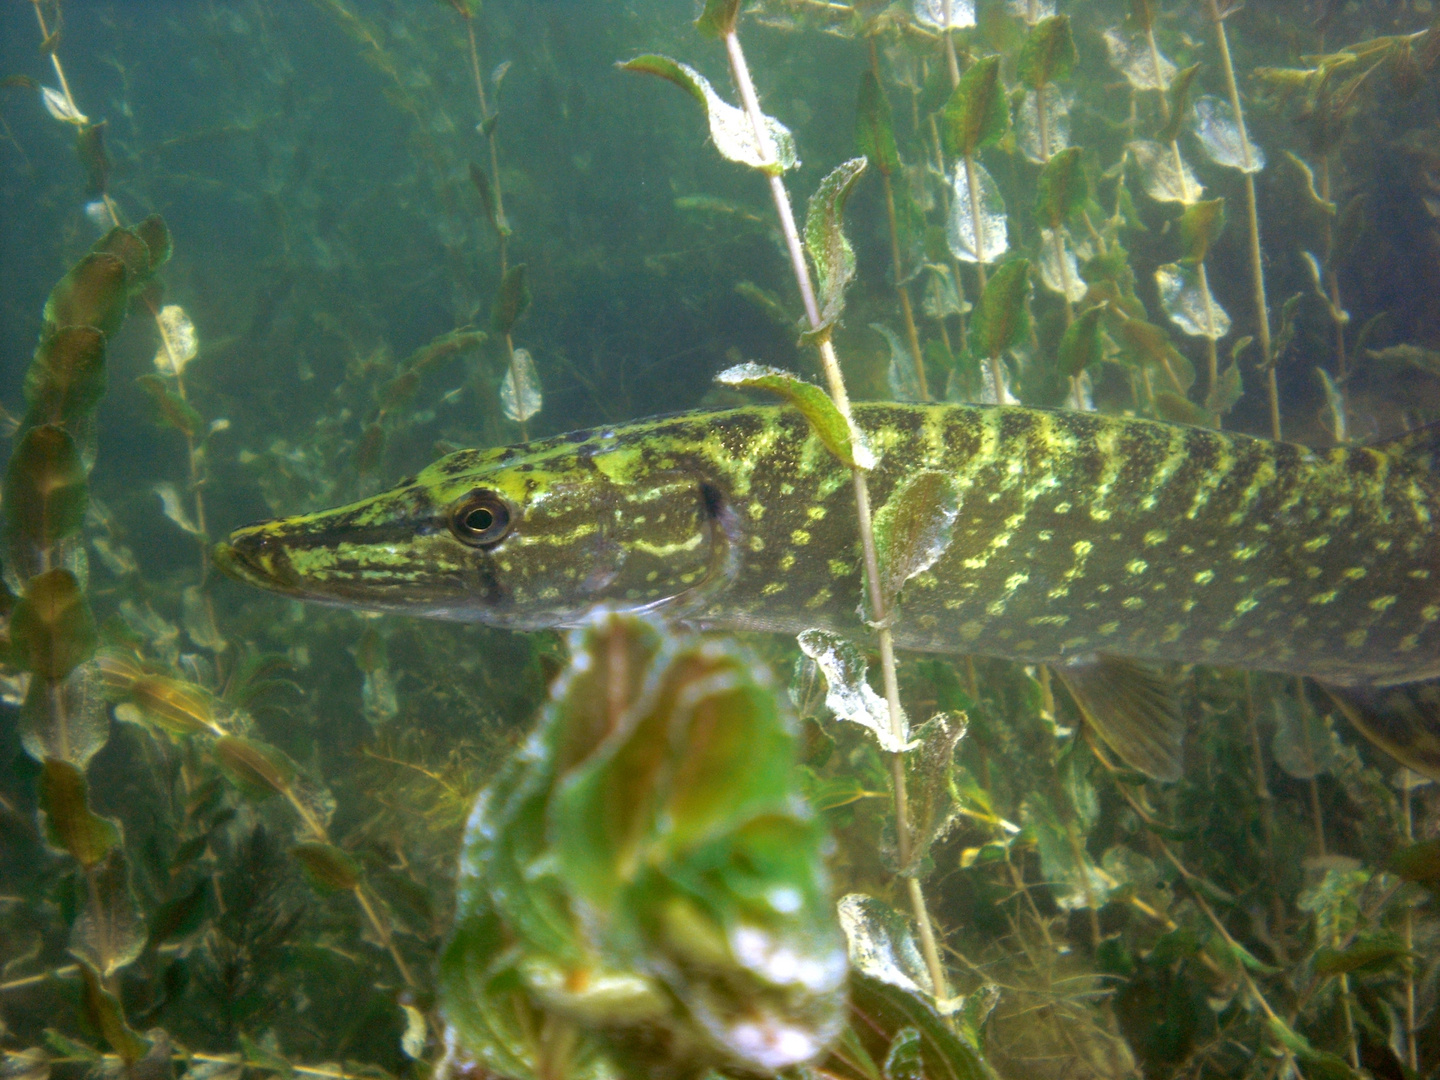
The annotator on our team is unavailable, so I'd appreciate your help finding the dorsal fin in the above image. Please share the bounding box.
[1371,422,1440,471]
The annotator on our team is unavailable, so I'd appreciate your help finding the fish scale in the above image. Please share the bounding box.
[215,402,1440,780]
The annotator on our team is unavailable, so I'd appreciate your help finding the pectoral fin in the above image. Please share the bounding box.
[1054,656,1185,782]
[1320,681,1440,783]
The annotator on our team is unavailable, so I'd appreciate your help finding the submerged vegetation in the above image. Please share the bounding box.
[5,0,1440,1077]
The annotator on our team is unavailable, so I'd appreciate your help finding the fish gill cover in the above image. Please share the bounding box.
[3,1,1440,1078]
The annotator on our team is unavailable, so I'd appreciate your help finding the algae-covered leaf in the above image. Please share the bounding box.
[1103,27,1174,90]
[41,86,86,125]
[914,0,975,30]
[155,483,205,538]
[1158,64,1202,144]
[884,1028,925,1080]
[1058,305,1106,377]
[11,570,97,680]
[1007,0,1055,22]
[1313,936,1408,977]
[1156,263,1230,340]
[620,55,798,173]
[1104,309,1196,393]
[68,848,145,979]
[972,259,1031,360]
[500,347,542,423]
[798,629,912,752]
[152,305,198,376]
[1271,696,1340,780]
[1192,95,1264,174]
[491,263,530,336]
[871,323,925,404]
[78,965,150,1065]
[38,758,118,869]
[1206,361,1244,416]
[837,894,932,997]
[695,0,741,37]
[805,157,868,325]
[4,424,88,555]
[716,363,876,469]
[873,472,960,604]
[1034,146,1086,229]
[43,253,129,340]
[1179,199,1226,265]
[1038,228,1086,303]
[942,57,1009,159]
[947,161,1008,265]
[834,974,996,1080]
[903,713,967,874]
[1129,140,1203,205]
[1017,16,1076,89]
[213,735,296,799]
[20,665,108,769]
[136,374,203,439]
[292,841,362,894]
[856,70,901,176]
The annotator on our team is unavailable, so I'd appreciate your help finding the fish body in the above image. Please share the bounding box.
[215,403,1440,776]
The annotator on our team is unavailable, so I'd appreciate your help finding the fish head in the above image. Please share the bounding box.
[213,432,736,628]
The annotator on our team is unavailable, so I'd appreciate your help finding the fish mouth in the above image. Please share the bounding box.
[212,527,310,597]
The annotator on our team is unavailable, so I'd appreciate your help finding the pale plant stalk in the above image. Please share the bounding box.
[720,26,950,1003]
[1204,0,1278,438]
[1402,771,1419,1071]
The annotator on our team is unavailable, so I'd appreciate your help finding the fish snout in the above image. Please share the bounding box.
[212,524,305,594]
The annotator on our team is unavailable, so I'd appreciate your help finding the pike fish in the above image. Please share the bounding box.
[214,403,1440,781]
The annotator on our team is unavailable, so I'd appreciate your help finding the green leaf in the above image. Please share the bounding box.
[716,363,876,470]
[943,56,1010,159]
[972,259,1031,360]
[147,877,210,948]
[43,253,129,339]
[11,570,97,680]
[133,214,173,274]
[620,55,798,174]
[1034,146,1086,230]
[1057,305,1105,377]
[856,70,901,176]
[213,735,296,799]
[1153,391,1210,426]
[1313,936,1408,977]
[468,160,509,239]
[873,472,960,605]
[20,665,108,769]
[1104,309,1196,393]
[695,0,741,37]
[884,1028,925,1080]
[3,424,88,556]
[68,848,146,979]
[38,758,117,869]
[1391,837,1440,884]
[804,157,868,326]
[1017,16,1077,90]
[135,374,203,439]
[1157,64,1202,144]
[491,263,530,336]
[78,964,150,1065]
[24,326,107,434]
[1205,362,1243,416]
[292,841,363,894]
[833,972,996,1080]
[1179,199,1226,265]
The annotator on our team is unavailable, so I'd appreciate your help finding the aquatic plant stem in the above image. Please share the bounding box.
[940,0,960,88]
[720,24,950,1003]
[456,3,509,274]
[1402,771,1419,1070]
[1205,0,1278,438]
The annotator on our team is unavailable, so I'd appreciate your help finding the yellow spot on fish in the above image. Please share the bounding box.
[828,559,850,577]
[1099,621,1120,635]
[762,582,786,596]
[1310,590,1338,605]
[806,505,826,521]
[1410,569,1431,580]
[1194,570,1215,585]
[1302,535,1330,551]
[1370,595,1398,612]
[791,529,811,546]
[1161,623,1183,643]
[1126,559,1147,575]
[1055,502,1072,514]
[748,502,765,520]
[1232,545,1260,561]
[748,536,765,552]
[1144,530,1168,546]
[1400,634,1421,652]
[1123,597,1145,610]
[806,587,832,609]
[1028,615,1070,627]
[779,553,796,571]
[1343,566,1367,580]
[1235,597,1259,615]
[961,620,985,642]
[1424,605,1440,623]
[1345,628,1368,648]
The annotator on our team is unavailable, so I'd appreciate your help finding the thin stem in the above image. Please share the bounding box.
[1402,772,1419,1071]
[941,0,960,88]
[1205,0,1277,438]
[464,12,508,273]
[721,23,948,1003]
[963,154,989,293]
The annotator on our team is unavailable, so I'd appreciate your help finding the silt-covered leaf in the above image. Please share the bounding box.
[716,363,876,469]
[1038,228,1086,303]
[947,161,1008,265]
[837,894,933,998]
[1192,95,1265,174]
[1271,696,1341,780]
[873,471,961,604]
[620,55,798,174]
[152,304,198,376]
[1058,305,1106,377]
[501,346,543,423]
[11,569,98,680]
[1034,146,1086,229]
[972,259,1031,360]
[856,70,900,176]
[1179,199,1227,265]
[914,0,975,30]
[1103,27,1174,90]
[1129,140,1203,205]
[871,323,926,404]
[1016,86,1071,165]
[942,57,1009,159]
[1017,16,1076,89]
[798,629,913,752]
[68,848,146,979]
[20,664,108,769]
[1156,263,1230,340]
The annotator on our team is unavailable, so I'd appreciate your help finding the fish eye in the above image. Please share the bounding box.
[450,490,513,547]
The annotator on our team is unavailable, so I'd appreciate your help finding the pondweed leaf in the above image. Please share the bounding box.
[4,424,88,556]
[11,569,98,680]
[942,57,1009,159]
[292,841,363,894]
[213,735,296,799]
[152,304,198,376]
[872,471,961,605]
[856,70,900,176]
[798,628,913,752]
[1179,199,1226,264]
[620,55,798,174]
[24,326,106,434]
[38,758,118,868]
[43,253,128,340]
[837,894,933,998]
[136,374,204,438]
[1158,64,1202,144]
[871,323,926,403]
[1007,0,1056,25]
[805,157,868,326]
[972,259,1031,360]
[492,263,530,336]
[947,161,1008,265]
[1018,16,1076,89]
[1034,147,1086,229]
[716,363,876,470]
[695,0,741,37]
[1103,26,1174,91]
[1038,228,1086,303]
[1192,95,1265,174]
[20,664,108,769]
[913,0,975,30]
[1129,140,1204,205]
[78,965,150,1064]
[500,346,543,423]
[1016,86,1071,165]
[68,848,146,979]
[41,85,86,125]
[1156,263,1231,340]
